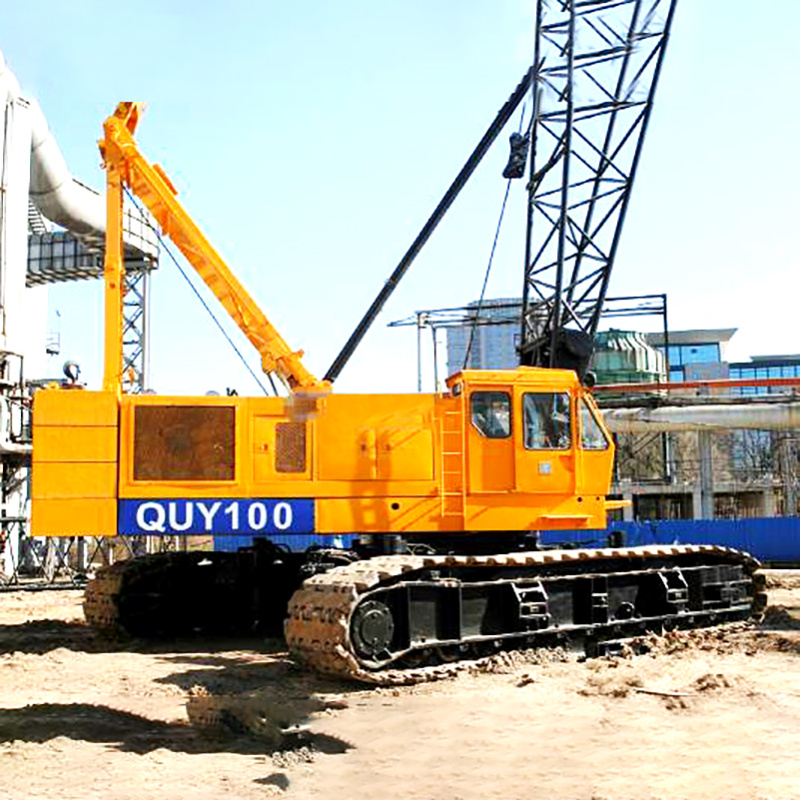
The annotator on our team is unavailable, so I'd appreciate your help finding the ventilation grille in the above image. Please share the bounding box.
[134,405,235,481]
[275,422,306,473]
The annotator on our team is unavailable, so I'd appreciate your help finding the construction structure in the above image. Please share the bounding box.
[390,295,669,391]
[0,51,158,584]
[606,335,800,524]
[17,0,769,679]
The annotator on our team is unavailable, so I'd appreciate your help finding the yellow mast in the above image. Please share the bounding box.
[101,119,126,393]
[99,102,329,395]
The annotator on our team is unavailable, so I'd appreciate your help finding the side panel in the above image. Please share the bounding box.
[35,426,117,462]
[317,395,434,482]
[32,498,117,538]
[316,398,378,481]
[376,423,434,481]
[107,371,613,538]
[31,389,119,537]
[117,394,440,537]
[252,412,311,483]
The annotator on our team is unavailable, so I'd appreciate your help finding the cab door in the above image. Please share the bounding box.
[514,388,576,498]
[466,388,515,493]
[575,395,614,496]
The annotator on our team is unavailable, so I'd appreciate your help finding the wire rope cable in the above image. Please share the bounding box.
[462,106,530,370]
[122,188,274,395]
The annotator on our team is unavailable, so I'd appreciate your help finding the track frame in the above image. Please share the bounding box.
[286,545,766,684]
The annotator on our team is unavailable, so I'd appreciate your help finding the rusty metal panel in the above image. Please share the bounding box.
[275,422,306,473]
[134,405,235,481]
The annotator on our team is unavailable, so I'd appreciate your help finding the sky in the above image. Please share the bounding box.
[3,1,799,395]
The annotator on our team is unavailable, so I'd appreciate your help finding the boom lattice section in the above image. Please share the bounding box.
[519,0,678,375]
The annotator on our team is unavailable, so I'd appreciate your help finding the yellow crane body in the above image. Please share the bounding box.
[27,102,762,680]
[99,102,328,395]
[31,368,619,539]
[31,102,620,543]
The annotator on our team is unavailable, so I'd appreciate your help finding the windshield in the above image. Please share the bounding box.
[523,392,572,450]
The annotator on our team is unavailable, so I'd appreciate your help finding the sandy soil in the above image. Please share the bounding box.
[1,572,799,800]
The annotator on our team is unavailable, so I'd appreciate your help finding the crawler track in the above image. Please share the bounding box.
[83,549,310,638]
[83,560,127,633]
[84,544,766,684]
[285,545,766,685]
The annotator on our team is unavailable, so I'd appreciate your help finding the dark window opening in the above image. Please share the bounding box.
[470,392,511,439]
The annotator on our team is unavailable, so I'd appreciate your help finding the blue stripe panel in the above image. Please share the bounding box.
[119,498,315,536]
[214,533,357,553]
[541,517,800,563]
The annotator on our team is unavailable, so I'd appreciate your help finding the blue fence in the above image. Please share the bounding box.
[541,517,800,563]
[215,518,800,564]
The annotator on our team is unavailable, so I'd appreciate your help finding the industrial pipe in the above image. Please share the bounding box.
[603,401,800,433]
[1,50,109,238]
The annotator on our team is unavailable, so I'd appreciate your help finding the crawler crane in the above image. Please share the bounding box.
[31,2,765,681]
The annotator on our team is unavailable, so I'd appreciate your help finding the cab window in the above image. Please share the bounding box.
[523,392,571,450]
[470,392,511,438]
[580,398,609,450]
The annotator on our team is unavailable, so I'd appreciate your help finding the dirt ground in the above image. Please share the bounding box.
[1,573,799,800]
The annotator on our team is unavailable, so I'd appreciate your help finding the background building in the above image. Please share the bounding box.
[613,331,800,522]
[730,355,800,395]
[445,299,520,374]
[645,328,736,382]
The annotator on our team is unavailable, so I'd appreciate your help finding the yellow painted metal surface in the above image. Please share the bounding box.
[31,498,117,539]
[35,426,117,463]
[252,407,310,483]
[30,103,618,541]
[33,388,117,426]
[31,367,616,537]
[317,395,435,482]
[101,140,124,394]
[35,463,116,498]
[31,389,119,537]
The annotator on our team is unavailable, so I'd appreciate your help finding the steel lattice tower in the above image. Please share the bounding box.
[519,0,678,377]
[121,265,151,393]
[120,205,158,394]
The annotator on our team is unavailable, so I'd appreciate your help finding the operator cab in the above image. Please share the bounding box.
[449,368,614,528]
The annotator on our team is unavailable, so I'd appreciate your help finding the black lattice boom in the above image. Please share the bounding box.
[519,0,678,378]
